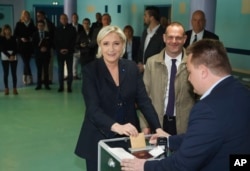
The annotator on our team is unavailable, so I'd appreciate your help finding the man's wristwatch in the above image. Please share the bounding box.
[157,137,168,148]
[157,137,170,157]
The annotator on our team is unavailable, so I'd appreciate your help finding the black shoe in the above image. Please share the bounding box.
[67,87,72,93]
[35,86,42,90]
[58,87,64,92]
[45,86,51,90]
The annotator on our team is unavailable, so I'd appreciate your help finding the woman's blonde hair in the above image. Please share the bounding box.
[96,25,126,58]
[20,10,31,23]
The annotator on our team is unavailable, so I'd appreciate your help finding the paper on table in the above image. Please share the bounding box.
[108,147,135,160]
[130,132,146,149]
[149,146,165,157]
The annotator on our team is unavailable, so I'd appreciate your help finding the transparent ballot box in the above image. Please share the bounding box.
[98,135,164,171]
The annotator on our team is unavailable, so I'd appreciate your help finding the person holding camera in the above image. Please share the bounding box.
[75,18,94,70]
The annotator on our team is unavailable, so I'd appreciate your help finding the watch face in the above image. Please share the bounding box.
[157,137,168,146]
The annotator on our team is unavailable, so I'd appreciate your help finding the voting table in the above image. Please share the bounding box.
[98,135,165,171]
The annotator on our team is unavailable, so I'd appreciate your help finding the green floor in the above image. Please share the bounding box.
[0,80,86,171]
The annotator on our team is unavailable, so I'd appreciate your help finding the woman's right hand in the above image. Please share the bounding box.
[137,63,144,73]
[142,127,151,135]
[9,55,15,61]
[111,123,139,137]
[21,37,28,42]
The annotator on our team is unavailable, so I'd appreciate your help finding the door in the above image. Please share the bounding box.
[144,5,172,29]
[0,5,14,29]
[33,5,63,27]
[158,5,171,27]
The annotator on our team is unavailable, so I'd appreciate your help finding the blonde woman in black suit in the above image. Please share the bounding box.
[75,25,167,171]
[14,10,37,85]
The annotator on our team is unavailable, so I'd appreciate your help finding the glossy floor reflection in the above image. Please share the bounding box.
[0,81,86,171]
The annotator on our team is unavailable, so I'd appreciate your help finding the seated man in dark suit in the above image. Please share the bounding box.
[184,10,219,48]
[121,39,250,171]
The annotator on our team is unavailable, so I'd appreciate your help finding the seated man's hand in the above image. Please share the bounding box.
[121,158,146,171]
[149,128,170,145]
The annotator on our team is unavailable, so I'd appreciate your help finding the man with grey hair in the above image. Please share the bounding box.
[184,10,219,48]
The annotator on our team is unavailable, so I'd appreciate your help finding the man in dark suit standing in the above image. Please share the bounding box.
[89,13,111,60]
[137,6,165,73]
[75,18,93,67]
[71,13,84,80]
[121,39,250,171]
[71,13,84,33]
[184,10,219,48]
[90,12,102,34]
[33,20,52,90]
[36,10,55,84]
[54,14,76,92]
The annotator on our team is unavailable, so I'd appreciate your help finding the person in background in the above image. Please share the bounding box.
[121,39,250,171]
[36,10,55,84]
[75,25,167,171]
[89,13,111,59]
[75,18,94,69]
[54,14,76,93]
[71,13,84,34]
[160,16,170,29]
[71,13,84,80]
[123,25,140,63]
[90,12,102,34]
[184,10,219,48]
[82,18,91,36]
[137,6,165,73]
[141,22,195,135]
[14,10,36,85]
[0,24,18,95]
[33,20,52,90]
